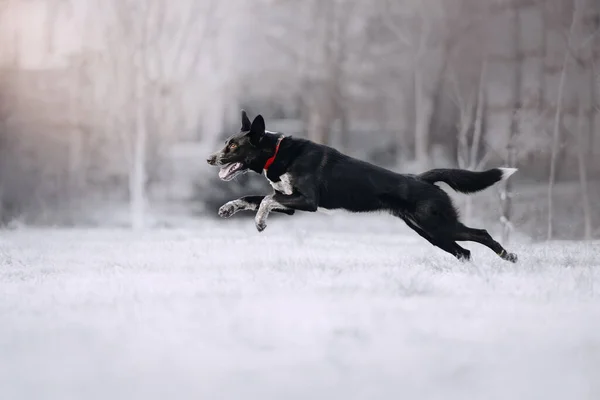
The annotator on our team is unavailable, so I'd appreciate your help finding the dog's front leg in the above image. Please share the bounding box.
[255,192,317,232]
[218,196,262,218]
[255,195,286,232]
[220,196,295,218]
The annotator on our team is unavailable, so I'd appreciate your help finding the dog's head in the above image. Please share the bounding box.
[207,110,270,181]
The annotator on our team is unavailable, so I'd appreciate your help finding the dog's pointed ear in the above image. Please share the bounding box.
[248,114,265,146]
[240,109,251,131]
[251,115,265,134]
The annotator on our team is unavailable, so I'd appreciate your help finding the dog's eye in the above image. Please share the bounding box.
[229,143,238,150]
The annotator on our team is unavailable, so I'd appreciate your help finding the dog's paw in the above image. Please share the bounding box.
[506,253,518,263]
[218,202,236,218]
[255,220,267,232]
[457,250,471,263]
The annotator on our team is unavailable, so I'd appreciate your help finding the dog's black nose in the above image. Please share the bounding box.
[207,155,216,165]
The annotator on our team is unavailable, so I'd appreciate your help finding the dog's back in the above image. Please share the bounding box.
[274,138,452,216]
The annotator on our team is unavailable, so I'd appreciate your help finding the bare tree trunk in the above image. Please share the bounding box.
[464,55,488,224]
[131,70,147,231]
[332,0,349,153]
[470,58,487,171]
[547,3,580,240]
[426,52,450,145]
[308,101,333,146]
[581,1,597,238]
[399,80,415,167]
[455,97,473,170]
[538,0,547,113]
[130,23,148,231]
[67,50,90,201]
[501,2,522,244]
[414,68,433,169]
[45,0,58,55]
[0,184,3,224]
[575,97,592,239]
[454,84,473,222]
[68,73,83,197]
[589,2,599,159]
[589,58,597,159]
[338,106,349,152]
[68,127,83,191]
[306,0,337,147]
[546,76,566,241]
[413,18,432,170]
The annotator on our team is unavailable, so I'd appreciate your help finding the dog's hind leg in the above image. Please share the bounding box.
[404,218,471,262]
[452,223,518,263]
[436,240,471,262]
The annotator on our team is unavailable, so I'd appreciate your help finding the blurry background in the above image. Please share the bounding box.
[0,0,598,241]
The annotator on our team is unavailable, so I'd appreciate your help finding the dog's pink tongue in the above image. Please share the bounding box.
[218,166,230,179]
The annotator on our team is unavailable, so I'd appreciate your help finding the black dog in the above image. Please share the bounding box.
[207,110,518,263]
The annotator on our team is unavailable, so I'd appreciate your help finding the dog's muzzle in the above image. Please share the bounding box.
[207,154,218,165]
[207,153,245,181]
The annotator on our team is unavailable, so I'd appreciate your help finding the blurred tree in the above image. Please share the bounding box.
[547,0,583,240]
[452,53,489,224]
[586,0,599,158]
[101,0,223,229]
[261,0,360,151]
[574,0,597,239]
[575,95,592,239]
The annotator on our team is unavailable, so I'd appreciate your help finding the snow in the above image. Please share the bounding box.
[1,213,599,400]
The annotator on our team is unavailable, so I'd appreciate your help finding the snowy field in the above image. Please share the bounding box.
[1,213,599,400]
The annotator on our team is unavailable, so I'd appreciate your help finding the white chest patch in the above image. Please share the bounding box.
[264,172,294,195]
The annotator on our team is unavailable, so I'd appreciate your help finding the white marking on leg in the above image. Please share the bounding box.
[255,195,288,231]
[499,168,518,180]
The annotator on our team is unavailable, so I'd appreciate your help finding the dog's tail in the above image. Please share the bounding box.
[418,168,517,194]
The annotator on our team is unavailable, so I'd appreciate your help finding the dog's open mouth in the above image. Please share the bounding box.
[218,162,245,181]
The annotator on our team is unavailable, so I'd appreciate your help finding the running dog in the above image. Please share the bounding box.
[207,110,518,263]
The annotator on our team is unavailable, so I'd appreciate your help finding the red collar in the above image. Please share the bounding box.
[263,136,284,171]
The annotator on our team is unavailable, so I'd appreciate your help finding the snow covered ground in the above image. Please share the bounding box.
[1,213,599,400]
